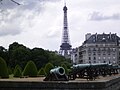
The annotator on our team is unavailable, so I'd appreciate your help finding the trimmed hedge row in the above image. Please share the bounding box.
[0,57,9,78]
[0,57,69,78]
[22,60,38,77]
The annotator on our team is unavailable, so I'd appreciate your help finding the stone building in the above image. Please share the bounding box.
[72,33,120,65]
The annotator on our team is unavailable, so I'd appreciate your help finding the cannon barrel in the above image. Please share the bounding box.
[44,66,68,81]
[72,64,90,69]
[72,63,108,69]
[91,63,108,68]
[50,67,65,76]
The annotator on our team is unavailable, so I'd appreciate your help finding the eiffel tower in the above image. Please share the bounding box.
[59,3,72,58]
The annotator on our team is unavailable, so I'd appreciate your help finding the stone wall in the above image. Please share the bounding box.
[0,76,120,90]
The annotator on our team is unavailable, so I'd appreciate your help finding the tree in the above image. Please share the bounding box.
[31,48,49,69]
[0,46,9,64]
[47,51,71,67]
[8,42,31,68]
[0,0,20,5]
[22,61,38,77]
[38,68,46,76]
[0,57,9,78]
[14,65,22,77]
[44,63,54,76]
[0,42,71,71]
[8,66,13,75]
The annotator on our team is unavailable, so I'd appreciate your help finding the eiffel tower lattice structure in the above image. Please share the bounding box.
[59,3,72,58]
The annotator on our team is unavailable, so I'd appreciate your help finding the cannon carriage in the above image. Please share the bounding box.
[68,63,120,80]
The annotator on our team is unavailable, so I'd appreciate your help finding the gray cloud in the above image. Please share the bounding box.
[0,22,22,36]
[0,0,60,9]
[89,12,120,21]
[0,0,61,37]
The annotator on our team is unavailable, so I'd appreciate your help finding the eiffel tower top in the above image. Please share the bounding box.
[63,1,67,12]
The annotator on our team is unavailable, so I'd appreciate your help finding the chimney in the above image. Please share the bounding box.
[96,33,97,41]
[109,32,111,40]
[85,33,91,40]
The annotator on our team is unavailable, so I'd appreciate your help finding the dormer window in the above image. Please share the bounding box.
[102,37,105,40]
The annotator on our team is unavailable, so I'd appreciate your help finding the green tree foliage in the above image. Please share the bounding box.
[0,46,9,64]
[38,68,46,76]
[61,64,69,75]
[47,51,71,67]
[0,57,9,78]
[8,67,13,75]
[44,63,54,76]
[23,61,38,77]
[0,42,71,70]
[31,48,49,69]
[14,65,22,77]
[8,42,31,68]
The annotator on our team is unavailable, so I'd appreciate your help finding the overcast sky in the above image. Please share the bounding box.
[0,0,120,50]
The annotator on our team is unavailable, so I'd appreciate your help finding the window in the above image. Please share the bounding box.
[98,53,101,56]
[98,57,101,59]
[93,52,96,55]
[88,53,91,56]
[98,48,100,51]
[103,61,106,63]
[93,57,96,60]
[103,57,105,59]
[103,53,106,55]
[94,61,96,63]
[89,61,91,63]
[113,57,115,59]
[89,57,91,60]
[103,44,105,47]
[93,48,96,51]
[88,48,91,52]
[113,48,116,52]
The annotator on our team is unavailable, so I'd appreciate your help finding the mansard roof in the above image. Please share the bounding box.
[84,33,120,44]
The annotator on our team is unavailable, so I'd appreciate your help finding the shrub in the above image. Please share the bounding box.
[14,65,22,77]
[38,68,46,76]
[44,63,54,76]
[22,60,38,77]
[8,67,13,75]
[61,64,68,75]
[0,57,9,78]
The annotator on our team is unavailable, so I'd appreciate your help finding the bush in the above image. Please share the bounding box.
[8,67,13,75]
[44,63,54,76]
[61,64,68,75]
[22,60,38,77]
[38,68,46,76]
[0,57,9,78]
[14,65,22,77]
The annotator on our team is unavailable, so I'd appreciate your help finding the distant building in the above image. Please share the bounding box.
[72,33,120,65]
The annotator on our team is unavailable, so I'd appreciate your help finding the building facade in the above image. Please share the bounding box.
[72,33,120,65]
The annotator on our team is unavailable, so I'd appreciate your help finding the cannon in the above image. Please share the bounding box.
[44,66,68,81]
[68,63,120,80]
